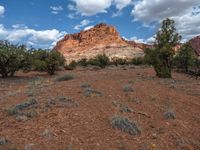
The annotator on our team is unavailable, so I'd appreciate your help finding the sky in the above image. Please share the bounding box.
[0,0,200,49]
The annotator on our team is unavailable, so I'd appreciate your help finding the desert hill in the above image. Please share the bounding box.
[54,23,146,63]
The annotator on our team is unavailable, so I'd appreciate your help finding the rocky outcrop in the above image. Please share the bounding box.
[54,23,146,63]
[190,36,200,56]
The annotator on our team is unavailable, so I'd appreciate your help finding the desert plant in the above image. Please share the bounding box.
[7,98,37,115]
[77,58,88,66]
[55,73,74,81]
[164,110,175,119]
[123,84,134,92]
[69,60,77,68]
[0,40,30,78]
[174,42,196,72]
[112,58,128,66]
[131,57,144,65]
[88,54,109,68]
[110,116,141,135]
[32,50,65,75]
[145,18,181,78]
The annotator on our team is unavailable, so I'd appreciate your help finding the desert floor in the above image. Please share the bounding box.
[0,65,200,150]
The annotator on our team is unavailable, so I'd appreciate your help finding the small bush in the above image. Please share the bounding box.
[7,98,37,115]
[83,88,102,97]
[65,60,77,70]
[110,116,141,135]
[32,50,65,75]
[120,106,133,113]
[131,57,144,65]
[88,54,109,68]
[112,58,128,66]
[80,83,91,89]
[164,110,175,119]
[55,73,74,82]
[77,58,88,66]
[123,84,134,92]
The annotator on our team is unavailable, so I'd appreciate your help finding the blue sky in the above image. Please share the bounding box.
[0,0,200,48]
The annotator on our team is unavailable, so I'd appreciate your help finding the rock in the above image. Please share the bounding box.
[0,137,8,146]
[54,23,146,63]
[16,115,28,122]
[24,143,35,150]
[190,35,200,56]
[42,129,54,139]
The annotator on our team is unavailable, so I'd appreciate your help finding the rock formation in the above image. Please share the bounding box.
[54,23,146,63]
[190,36,200,56]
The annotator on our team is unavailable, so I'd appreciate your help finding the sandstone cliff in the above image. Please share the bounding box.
[54,23,145,63]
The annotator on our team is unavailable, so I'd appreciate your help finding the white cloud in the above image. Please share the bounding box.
[70,0,132,16]
[113,0,132,10]
[0,24,67,49]
[74,19,91,30]
[50,6,63,14]
[84,25,94,31]
[0,5,5,17]
[132,0,200,40]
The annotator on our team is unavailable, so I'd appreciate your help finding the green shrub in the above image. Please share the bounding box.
[77,58,88,66]
[145,18,181,78]
[65,60,77,70]
[131,57,144,65]
[173,42,197,72]
[0,40,31,78]
[88,54,109,68]
[55,73,74,82]
[32,50,65,75]
[112,58,128,66]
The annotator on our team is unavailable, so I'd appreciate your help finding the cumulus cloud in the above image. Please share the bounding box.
[132,0,200,40]
[84,25,94,31]
[50,6,63,14]
[0,24,67,48]
[113,0,132,10]
[0,5,5,17]
[74,19,90,30]
[70,0,132,16]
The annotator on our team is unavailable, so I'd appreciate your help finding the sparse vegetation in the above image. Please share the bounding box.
[55,73,74,81]
[32,50,65,75]
[88,54,110,68]
[123,84,134,92]
[131,57,144,65]
[164,110,176,119]
[7,98,37,116]
[83,87,102,97]
[145,18,181,78]
[0,40,30,78]
[110,116,141,135]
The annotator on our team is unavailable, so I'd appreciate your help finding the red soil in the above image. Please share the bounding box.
[0,66,200,150]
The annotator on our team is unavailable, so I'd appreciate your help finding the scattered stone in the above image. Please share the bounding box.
[164,110,176,119]
[26,110,38,118]
[16,115,28,122]
[24,143,35,150]
[0,137,8,146]
[66,144,73,150]
[120,106,133,113]
[80,83,91,89]
[123,85,133,92]
[42,129,54,139]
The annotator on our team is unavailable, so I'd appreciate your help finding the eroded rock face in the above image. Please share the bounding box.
[54,23,146,63]
[190,36,200,56]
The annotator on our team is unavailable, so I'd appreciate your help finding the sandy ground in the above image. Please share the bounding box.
[0,65,200,150]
